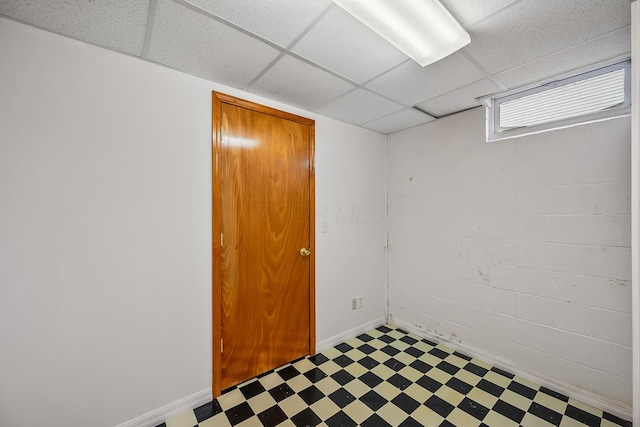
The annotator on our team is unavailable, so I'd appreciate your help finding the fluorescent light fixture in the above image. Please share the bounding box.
[332,0,470,67]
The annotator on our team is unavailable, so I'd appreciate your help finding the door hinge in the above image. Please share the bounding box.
[220,126,223,142]
[221,338,224,353]
[220,232,224,247]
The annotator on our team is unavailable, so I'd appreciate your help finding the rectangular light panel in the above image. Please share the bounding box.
[332,0,470,67]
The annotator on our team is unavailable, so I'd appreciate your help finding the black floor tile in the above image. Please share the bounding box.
[239,380,266,400]
[463,363,488,377]
[331,370,355,386]
[194,400,223,423]
[507,381,537,400]
[360,390,388,411]
[458,397,489,420]
[358,343,376,354]
[492,399,525,424]
[453,351,472,361]
[328,388,356,408]
[416,375,443,393]
[387,373,412,390]
[326,410,357,427]
[603,411,633,427]
[268,383,295,402]
[400,335,418,345]
[297,385,325,406]
[333,354,355,368]
[405,347,425,358]
[409,359,431,373]
[539,386,569,402]
[277,365,301,381]
[429,348,449,359]
[357,333,374,342]
[398,416,423,427]
[335,343,353,353]
[381,345,400,356]
[257,405,287,427]
[529,402,563,426]
[425,395,455,418]
[490,367,515,379]
[476,379,504,397]
[309,354,329,366]
[358,356,380,369]
[436,361,460,375]
[379,335,396,344]
[446,377,473,395]
[225,402,254,426]
[564,405,601,427]
[358,371,383,388]
[291,407,322,427]
[362,413,393,427]
[303,367,328,383]
[392,393,420,413]
[383,358,406,371]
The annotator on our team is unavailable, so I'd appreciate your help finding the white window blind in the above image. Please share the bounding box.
[500,69,626,130]
[484,58,631,142]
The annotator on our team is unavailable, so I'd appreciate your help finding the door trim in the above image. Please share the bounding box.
[211,92,316,397]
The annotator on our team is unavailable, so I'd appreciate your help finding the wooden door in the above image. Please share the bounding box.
[212,93,316,395]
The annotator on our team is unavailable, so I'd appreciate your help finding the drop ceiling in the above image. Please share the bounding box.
[0,0,632,134]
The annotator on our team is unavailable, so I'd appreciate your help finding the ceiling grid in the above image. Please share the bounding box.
[0,0,632,134]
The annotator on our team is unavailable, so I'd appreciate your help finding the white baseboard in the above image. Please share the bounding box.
[392,318,632,422]
[115,320,385,427]
[316,317,386,352]
[115,388,212,427]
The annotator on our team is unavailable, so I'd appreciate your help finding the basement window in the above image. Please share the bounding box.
[484,58,631,142]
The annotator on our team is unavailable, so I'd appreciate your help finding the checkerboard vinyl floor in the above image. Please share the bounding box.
[157,325,631,427]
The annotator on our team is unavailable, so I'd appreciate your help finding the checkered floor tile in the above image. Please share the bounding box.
[157,325,632,427]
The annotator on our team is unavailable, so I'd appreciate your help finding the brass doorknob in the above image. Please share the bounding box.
[299,248,311,257]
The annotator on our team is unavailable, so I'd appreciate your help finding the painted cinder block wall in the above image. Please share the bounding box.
[387,107,632,412]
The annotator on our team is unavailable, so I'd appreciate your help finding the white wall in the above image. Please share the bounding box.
[387,107,632,413]
[315,122,387,345]
[631,2,639,424]
[0,18,387,427]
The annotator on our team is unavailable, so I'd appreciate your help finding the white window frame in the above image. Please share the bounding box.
[483,57,631,142]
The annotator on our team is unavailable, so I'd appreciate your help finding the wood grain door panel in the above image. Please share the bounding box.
[212,93,316,395]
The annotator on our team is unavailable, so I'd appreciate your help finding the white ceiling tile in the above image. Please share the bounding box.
[291,6,408,84]
[464,0,631,74]
[317,89,404,125]
[365,52,485,106]
[2,0,631,134]
[146,0,280,89]
[440,0,519,26]
[416,78,501,117]
[249,54,355,111]
[495,26,631,89]
[188,0,331,47]
[362,108,435,134]
[0,0,149,55]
